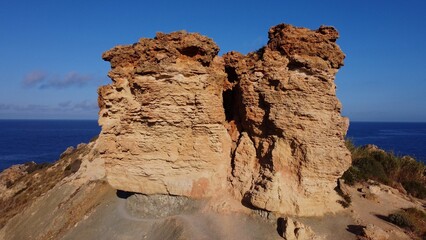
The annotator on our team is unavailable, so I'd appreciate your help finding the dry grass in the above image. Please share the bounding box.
[388,208,426,239]
[342,140,426,199]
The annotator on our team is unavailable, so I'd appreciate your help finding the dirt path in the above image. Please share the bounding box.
[344,182,422,239]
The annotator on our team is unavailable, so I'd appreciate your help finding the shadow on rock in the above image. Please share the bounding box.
[276,217,285,237]
[374,214,391,222]
[116,190,135,199]
[346,224,365,235]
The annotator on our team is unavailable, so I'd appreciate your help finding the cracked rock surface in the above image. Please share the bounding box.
[98,23,351,216]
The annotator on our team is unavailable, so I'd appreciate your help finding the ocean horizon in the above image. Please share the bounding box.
[0,119,425,171]
[0,119,100,171]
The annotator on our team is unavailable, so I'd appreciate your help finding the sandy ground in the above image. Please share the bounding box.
[1,175,424,240]
[63,181,421,240]
[342,182,424,239]
[61,188,281,240]
[297,213,357,240]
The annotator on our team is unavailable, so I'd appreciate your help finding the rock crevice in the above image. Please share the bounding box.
[98,23,351,216]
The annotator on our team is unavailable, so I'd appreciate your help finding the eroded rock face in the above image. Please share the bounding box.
[278,216,318,240]
[98,32,232,197]
[362,224,389,240]
[98,23,351,215]
[224,24,351,215]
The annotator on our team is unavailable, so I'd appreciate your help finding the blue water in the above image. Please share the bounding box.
[0,120,100,171]
[347,122,426,163]
[0,120,425,172]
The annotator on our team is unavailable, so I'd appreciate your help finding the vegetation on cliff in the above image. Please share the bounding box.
[342,140,426,199]
[388,208,426,240]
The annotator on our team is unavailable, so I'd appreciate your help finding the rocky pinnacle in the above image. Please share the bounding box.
[97,23,351,216]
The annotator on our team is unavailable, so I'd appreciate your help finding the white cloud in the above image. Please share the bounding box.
[22,71,96,89]
[1,100,98,113]
[22,71,47,87]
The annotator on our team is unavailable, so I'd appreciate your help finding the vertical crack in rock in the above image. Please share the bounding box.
[224,24,351,216]
[98,23,351,216]
[222,88,237,122]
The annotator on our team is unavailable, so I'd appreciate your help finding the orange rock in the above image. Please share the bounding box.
[98,23,351,216]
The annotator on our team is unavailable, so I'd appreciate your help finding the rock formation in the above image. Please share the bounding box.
[223,24,351,215]
[98,23,351,216]
[98,32,232,197]
[4,23,426,240]
[362,224,390,240]
[277,216,319,240]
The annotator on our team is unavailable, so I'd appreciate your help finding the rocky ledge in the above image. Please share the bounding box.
[97,23,351,216]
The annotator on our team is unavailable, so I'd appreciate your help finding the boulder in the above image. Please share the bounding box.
[278,216,317,240]
[362,224,389,240]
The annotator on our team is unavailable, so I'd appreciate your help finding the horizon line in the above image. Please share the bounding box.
[0,118,425,123]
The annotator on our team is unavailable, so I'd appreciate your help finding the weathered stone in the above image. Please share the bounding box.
[362,224,389,240]
[229,132,259,199]
[0,163,31,200]
[125,194,200,218]
[224,24,351,215]
[278,216,317,240]
[98,23,351,215]
[60,146,75,158]
[98,31,232,198]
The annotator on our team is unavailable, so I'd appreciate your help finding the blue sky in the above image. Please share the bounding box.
[0,1,425,121]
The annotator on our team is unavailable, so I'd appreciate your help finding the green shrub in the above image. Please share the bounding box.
[399,159,425,182]
[345,138,356,153]
[354,157,390,184]
[402,181,426,199]
[372,151,398,175]
[388,208,426,239]
[341,166,360,186]
[389,213,411,228]
[342,139,426,199]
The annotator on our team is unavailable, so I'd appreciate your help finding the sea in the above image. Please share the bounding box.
[0,120,100,171]
[346,122,426,163]
[0,120,425,172]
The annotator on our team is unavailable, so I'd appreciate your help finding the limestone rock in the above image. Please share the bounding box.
[0,163,32,200]
[362,224,389,240]
[98,23,351,215]
[98,31,232,197]
[278,217,317,240]
[230,132,259,199]
[125,194,199,218]
[223,24,351,215]
[368,185,381,195]
[0,141,104,232]
[60,146,75,158]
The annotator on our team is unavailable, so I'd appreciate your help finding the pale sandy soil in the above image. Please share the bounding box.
[342,182,424,239]
[1,172,424,240]
[61,188,281,240]
[297,213,357,240]
[64,181,423,240]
